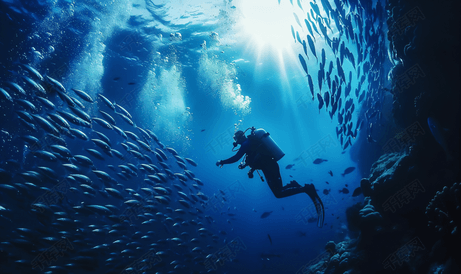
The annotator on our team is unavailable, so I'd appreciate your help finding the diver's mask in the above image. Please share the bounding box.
[232,130,245,148]
[232,127,254,151]
[232,130,245,150]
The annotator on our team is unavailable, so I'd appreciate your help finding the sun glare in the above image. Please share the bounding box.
[238,0,295,53]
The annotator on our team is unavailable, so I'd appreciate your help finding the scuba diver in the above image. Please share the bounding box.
[216,127,325,227]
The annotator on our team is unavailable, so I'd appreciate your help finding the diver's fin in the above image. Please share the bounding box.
[315,195,325,228]
[304,184,325,228]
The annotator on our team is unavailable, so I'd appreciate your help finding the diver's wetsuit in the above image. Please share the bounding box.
[220,139,306,198]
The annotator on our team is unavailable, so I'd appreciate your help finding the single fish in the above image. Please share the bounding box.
[116,113,134,126]
[318,68,323,92]
[56,110,80,126]
[57,91,76,107]
[68,106,91,123]
[298,54,308,75]
[73,155,94,167]
[69,128,88,140]
[297,0,303,10]
[338,113,344,125]
[45,75,66,93]
[260,211,273,219]
[125,131,139,141]
[185,158,197,167]
[293,12,303,29]
[306,35,317,61]
[19,63,43,81]
[296,31,302,44]
[341,167,356,176]
[72,88,94,103]
[86,148,105,160]
[36,96,55,110]
[302,40,308,57]
[6,81,26,95]
[50,145,72,158]
[91,139,111,152]
[308,75,315,100]
[31,150,57,162]
[321,48,326,67]
[304,19,315,40]
[317,93,324,112]
[313,158,327,164]
[0,87,12,102]
[115,103,132,119]
[324,91,330,109]
[92,117,113,130]
[14,99,36,112]
[31,114,59,136]
[328,61,334,75]
[358,91,365,103]
[98,94,115,110]
[339,187,349,194]
[22,75,45,95]
[307,217,317,223]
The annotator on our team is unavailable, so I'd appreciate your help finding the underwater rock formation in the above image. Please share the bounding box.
[302,239,367,274]
[312,0,460,271]
[387,0,460,164]
[387,0,460,131]
[358,199,383,228]
[331,146,457,273]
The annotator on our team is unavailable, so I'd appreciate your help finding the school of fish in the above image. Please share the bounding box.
[289,0,387,151]
[0,63,238,274]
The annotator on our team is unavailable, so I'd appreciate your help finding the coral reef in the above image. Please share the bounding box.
[426,182,460,237]
[425,182,461,271]
[303,240,366,274]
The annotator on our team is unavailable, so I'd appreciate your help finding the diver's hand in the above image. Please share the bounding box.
[216,160,223,167]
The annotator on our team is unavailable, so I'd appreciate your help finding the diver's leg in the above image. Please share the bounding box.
[260,160,324,226]
[260,160,283,197]
[261,160,305,198]
[278,185,308,198]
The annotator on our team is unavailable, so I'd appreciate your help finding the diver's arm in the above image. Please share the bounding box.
[218,142,248,165]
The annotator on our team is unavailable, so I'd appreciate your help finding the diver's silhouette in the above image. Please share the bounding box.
[216,127,325,227]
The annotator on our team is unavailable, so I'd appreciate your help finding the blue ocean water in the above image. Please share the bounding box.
[0,0,394,273]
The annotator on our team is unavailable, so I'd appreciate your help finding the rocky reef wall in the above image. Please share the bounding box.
[304,0,460,273]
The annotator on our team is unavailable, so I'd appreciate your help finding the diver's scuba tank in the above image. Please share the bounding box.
[250,127,285,161]
[231,127,284,182]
